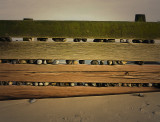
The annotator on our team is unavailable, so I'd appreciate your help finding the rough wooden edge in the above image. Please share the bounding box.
[0,86,160,100]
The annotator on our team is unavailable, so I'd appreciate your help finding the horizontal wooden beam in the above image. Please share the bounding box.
[0,86,160,100]
[0,21,160,39]
[0,42,160,61]
[0,64,159,83]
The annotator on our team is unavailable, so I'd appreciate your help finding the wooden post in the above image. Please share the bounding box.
[135,14,146,22]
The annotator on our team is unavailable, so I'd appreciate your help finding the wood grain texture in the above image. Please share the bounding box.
[0,21,160,39]
[0,86,159,100]
[0,42,160,61]
[0,64,159,83]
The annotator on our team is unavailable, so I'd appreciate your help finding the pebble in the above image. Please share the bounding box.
[138,93,144,97]
[37,60,42,64]
[29,99,37,104]
[72,60,78,65]
[70,83,75,86]
[44,82,49,86]
[19,60,27,64]
[39,82,43,86]
[43,60,47,64]
[107,60,112,65]
[8,81,13,85]
[52,60,59,65]
[34,82,38,86]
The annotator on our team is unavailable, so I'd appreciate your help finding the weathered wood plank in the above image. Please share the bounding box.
[0,86,159,100]
[0,42,160,61]
[0,21,160,39]
[0,64,159,83]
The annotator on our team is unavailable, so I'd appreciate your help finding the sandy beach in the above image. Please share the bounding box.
[0,92,160,122]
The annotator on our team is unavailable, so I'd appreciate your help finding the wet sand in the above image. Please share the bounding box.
[0,92,160,122]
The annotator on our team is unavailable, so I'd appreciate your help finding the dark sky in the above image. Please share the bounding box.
[0,0,160,21]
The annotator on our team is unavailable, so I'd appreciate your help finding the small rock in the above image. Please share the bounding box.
[44,82,49,86]
[70,83,75,86]
[47,59,53,64]
[26,82,32,85]
[52,60,59,65]
[43,60,47,64]
[139,108,143,111]
[8,81,13,85]
[152,111,155,115]
[138,93,144,97]
[19,60,27,64]
[37,60,42,64]
[132,93,145,97]
[34,82,38,86]
[12,60,17,64]
[100,60,105,65]
[92,83,96,87]
[62,117,67,120]
[39,82,43,86]
[148,83,152,87]
[107,60,112,65]
[84,83,88,86]
[72,60,79,65]
[29,99,37,103]
[91,60,99,65]
[29,60,34,64]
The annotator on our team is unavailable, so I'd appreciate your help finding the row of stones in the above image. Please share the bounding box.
[0,36,155,44]
[0,59,128,65]
[0,81,156,87]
